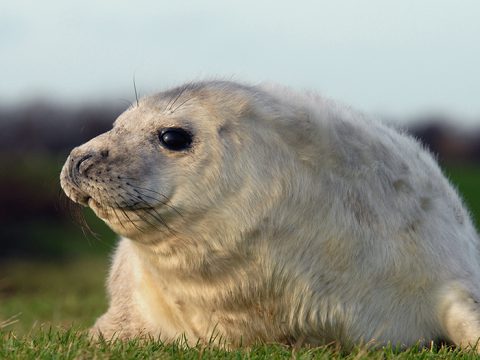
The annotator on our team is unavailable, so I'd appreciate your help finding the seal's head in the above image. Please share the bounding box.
[60,81,320,248]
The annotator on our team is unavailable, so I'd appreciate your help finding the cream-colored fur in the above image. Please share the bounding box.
[60,81,480,350]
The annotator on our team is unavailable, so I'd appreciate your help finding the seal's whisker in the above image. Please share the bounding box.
[116,194,162,233]
[120,207,143,232]
[137,209,168,233]
[110,205,127,230]
[129,187,183,217]
[124,183,169,201]
[133,210,163,233]
[77,189,111,245]
[141,207,175,235]
[119,189,173,233]
[114,199,145,233]
[123,209,146,233]
[117,176,138,181]
[57,188,99,241]
[124,189,170,212]
[128,188,168,204]
[126,183,170,201]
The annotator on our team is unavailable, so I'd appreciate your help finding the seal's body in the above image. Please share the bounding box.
[61,81,480,349]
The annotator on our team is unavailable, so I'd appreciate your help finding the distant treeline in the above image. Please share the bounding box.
[1,102,479,164]
[0,102,126,155]
[0,102,479,258]
[407,119,480,164]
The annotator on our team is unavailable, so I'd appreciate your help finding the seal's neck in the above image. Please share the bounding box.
[126,205,268,279]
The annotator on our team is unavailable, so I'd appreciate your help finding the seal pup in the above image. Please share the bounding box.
[60,80,480,350]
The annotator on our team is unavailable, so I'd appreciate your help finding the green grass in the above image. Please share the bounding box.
[0,257,108,334]
[1,164,479,358]
[2,329,480,359]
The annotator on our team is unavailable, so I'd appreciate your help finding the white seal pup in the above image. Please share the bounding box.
[60,81,480,350]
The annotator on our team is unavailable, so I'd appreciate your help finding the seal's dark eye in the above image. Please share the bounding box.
[159,128,193,151]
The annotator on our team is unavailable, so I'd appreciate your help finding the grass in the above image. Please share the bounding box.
[2,329,474,360]
[3,330,480,360]
[0,257,108,334]
[1,164,480,358]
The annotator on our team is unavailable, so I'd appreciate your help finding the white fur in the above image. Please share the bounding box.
[60,81,480,349]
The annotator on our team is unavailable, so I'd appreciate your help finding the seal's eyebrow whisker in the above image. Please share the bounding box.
[171,95,195,114]
[165,84,190,112]
[163,82,194,113]
[133,75,140,108]
[118,98,133,109]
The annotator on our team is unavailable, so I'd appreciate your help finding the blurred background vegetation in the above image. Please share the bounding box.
[0,103,479,335]
[0,103,124,334]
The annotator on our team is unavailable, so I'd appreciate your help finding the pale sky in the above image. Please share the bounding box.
[1,0,480,123]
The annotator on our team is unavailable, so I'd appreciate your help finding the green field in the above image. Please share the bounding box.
[1,164,480,358]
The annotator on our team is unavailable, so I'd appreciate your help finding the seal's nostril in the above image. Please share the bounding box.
[100,150,109,158]
[75,154,93,173]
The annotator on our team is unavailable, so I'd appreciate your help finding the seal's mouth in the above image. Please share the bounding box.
[87,197,99,208]
[77,194,98,210]
[77,195,90,207]
[87,197,114,220]
[64,188,106,214]
[61,161,175,232]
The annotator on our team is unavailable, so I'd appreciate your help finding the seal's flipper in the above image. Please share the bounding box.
[438,282,480,350]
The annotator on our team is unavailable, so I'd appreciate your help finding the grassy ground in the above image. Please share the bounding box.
[1,164,480,358]
[0,257,108,334]
[3,331,480,360]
